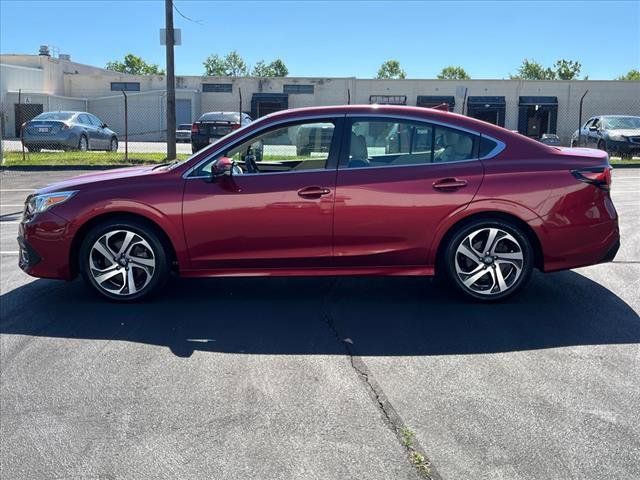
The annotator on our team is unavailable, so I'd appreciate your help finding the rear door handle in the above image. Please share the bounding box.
[297,186,332,199]
[433,178,468,191]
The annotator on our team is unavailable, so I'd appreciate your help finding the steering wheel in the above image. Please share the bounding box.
[244,154,259,173]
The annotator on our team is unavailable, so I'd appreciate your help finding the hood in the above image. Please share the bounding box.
[607,129,640,136]
[38,165,162,194]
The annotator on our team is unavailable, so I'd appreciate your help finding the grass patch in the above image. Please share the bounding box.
[1,151,189,167]
[609,155,640,165]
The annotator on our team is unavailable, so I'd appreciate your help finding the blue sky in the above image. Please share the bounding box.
[1,0,638,79]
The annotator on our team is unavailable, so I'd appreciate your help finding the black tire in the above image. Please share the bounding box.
[78,135,88,152]
[443,218,533,301]
[79,218,170,302]
[107,137,118,152]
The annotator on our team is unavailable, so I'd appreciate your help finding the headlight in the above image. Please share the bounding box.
[608,133,626,141]
[24,191,77,220]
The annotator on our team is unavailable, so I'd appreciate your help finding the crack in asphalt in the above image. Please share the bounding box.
[321,278,442,480]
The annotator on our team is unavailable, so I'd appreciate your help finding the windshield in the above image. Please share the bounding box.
[34,112,75,121]
[603,116,640,130]
[178,124,191,130]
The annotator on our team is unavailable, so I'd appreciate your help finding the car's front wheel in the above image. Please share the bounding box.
[443,219,533,301]
[107,137,118,152]
[79,219,170,301]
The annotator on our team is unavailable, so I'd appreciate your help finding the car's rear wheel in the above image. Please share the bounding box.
[78,135,88,152]
[79,219,170,301]
[443,219,533,301]
[107,137,118,152]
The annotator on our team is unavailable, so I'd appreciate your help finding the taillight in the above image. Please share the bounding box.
[571,166,612,191]
[191,123,199,134]
[230,123,240,131]
[61,123,70,130]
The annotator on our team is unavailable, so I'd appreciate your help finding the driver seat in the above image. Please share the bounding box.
[348,133,369,168]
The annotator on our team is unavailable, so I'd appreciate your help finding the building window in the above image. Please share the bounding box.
[202,83,233,93]
[283,84,314,94]
[110,82,140,92]
[369,95,407,105]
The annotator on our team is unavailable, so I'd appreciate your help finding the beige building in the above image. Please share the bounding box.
[1,53,639,143]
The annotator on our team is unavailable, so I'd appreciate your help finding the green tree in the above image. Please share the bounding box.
[617,69,640,80]
[510,59,556,80]
[203,50,248,76]
[224,50,248,76]
[376,59,406,79]
[105,53,164,75]
[252,58,289,77]
[437,65,470,80]
[202,54,227,76]
[554,59,582,80]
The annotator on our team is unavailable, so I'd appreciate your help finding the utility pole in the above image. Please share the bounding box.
[165,0,176,160]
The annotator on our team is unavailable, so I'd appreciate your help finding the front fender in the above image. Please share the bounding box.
[66,200,189,270]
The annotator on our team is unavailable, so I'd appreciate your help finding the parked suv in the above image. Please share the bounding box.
[571,115,640,159]
[21,111,118,152]
[191,112,253,153]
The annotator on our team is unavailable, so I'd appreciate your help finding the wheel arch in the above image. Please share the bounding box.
[433,210,544,275]
[69,211,179,278]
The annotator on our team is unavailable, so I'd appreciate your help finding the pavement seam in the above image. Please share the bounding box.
[321,278,442,480]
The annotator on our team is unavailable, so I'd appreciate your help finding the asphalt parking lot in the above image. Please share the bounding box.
[1,168,639,480]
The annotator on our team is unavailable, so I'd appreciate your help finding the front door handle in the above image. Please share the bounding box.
[297,186,331,199]
[433,178,468,191]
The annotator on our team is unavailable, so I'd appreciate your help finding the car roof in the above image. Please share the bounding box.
[255,104,539,142]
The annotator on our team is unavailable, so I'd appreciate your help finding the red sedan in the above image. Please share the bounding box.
[18,105,619,302]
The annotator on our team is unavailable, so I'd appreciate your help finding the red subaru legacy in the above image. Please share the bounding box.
[18,105,619,302]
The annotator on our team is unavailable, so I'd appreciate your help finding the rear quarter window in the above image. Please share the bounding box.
[479,136,499,158]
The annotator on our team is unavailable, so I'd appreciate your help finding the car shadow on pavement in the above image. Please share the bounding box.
[1,270,638,358]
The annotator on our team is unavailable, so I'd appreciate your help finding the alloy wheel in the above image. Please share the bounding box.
[110,138,118,152]
[79,136,88,151]
[454,227,524,296]
[88,229,156,296]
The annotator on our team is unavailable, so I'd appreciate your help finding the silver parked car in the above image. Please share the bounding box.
[176,123,192,143]
[21,111,118,152]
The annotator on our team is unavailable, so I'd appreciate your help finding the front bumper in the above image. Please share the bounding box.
[606,139,640,155]
[18,211,75,280]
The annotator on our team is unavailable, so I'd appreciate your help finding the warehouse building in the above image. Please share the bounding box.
[1,52,639,144]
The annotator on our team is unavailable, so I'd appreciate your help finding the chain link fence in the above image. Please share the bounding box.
[1,83,639,166]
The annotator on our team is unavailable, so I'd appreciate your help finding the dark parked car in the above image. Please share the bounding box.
[191,112,252,153]
[176,123,191,143]
[21,111,118,152]
[18,105,618,302]
[539,133,561,146]
[571,115,640,158]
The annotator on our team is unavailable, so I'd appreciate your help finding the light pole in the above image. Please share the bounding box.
[165,0,176,160]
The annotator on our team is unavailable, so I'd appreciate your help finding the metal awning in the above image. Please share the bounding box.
[417,95,455,108]
[468,96,506,108]
[518,96,558,106]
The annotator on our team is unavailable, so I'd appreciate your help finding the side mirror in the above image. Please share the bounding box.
[211,156,234,180]
[102,123,108,128]
[588,125,598,131]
